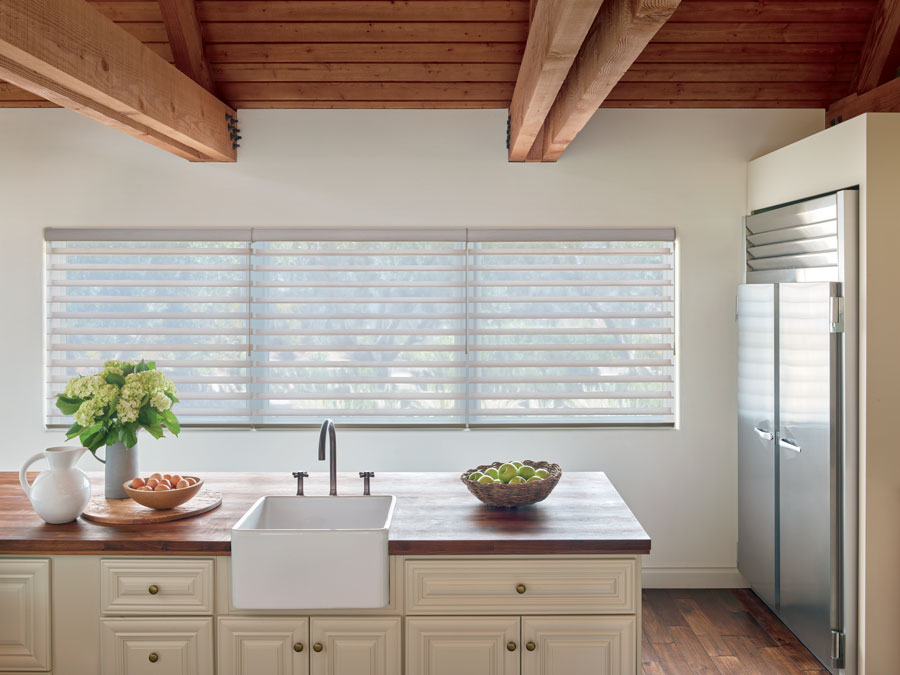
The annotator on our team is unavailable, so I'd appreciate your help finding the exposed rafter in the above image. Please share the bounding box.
[507,0,605,161]
[541,0,681,161]
[828,76,900,125]
[158,0,217,94]
[0,0,236,161]
[851,0,900,94]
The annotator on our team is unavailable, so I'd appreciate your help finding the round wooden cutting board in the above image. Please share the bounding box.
[81,489,223,525]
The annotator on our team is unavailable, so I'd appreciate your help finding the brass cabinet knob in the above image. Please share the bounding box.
[507,641,517,652]
[516,584,526,594]
[526,641,536,652]
[293,643,304,653]
[148,585,159,595]
[148,653,159,663]
[313,642,324,653]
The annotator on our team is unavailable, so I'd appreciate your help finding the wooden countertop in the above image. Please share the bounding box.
[0,472,650,556]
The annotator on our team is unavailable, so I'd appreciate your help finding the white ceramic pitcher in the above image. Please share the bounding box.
[19,446,92,524]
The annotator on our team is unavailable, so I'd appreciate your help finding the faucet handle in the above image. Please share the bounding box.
[359,472,375,496]
[292,471,309,496]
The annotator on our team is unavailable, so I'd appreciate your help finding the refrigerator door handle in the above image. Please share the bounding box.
[753,426,775,441]
[779,437,802,453]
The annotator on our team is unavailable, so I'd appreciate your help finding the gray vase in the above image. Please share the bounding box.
[97,441,139,499]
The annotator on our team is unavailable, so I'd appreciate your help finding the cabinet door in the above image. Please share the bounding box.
[310,617,400,675]
[100,617,213,675]
[218,618,309,675]
[406,617,520,675]
[0,559,51,671]
[521,617,635,675]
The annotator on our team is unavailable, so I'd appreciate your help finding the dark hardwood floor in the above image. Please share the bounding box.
[642,589,830,674]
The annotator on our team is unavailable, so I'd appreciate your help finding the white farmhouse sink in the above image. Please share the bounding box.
[231,495,395,609]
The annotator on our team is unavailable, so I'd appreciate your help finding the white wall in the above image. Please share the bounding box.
[0,107,823,586]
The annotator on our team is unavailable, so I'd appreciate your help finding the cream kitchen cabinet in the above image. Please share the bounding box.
[309,617,401,675]
[99,617,214,675]
[0,558,51,672]
[0,553,642,674]
[217,617,400,675]
[521,616,636,675]
[406,616,520,675]
[218,617,309,675]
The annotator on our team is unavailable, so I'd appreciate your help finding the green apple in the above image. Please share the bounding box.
[534,468,550,479]
[477,475,496,484]
[508,476,526,484]
[510,461,524,469]
[493,478,503,483]
[468,471,484,482]
[517,465,536,480]
[484,467,500,479]
[498,463,518,483]
[527,476,542,482]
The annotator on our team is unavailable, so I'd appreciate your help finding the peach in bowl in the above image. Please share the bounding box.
[123,474,203,510]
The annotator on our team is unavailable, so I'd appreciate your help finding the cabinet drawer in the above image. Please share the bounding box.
[100,617,213,675]
[101,558,214,615]
[405,558,635,615]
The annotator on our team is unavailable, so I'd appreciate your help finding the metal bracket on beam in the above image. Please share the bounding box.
[227,113,241,150]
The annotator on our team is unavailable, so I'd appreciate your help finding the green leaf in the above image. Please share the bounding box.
[122,363,135,375]
[144,407,160,425]
[104,372,125,386]
[165,391,180,404]
[104,427,120,446]
[146,361,157,370]
[65,422,84,440]
[141,423,164,440]
[161,410,181,435]
[79,423,105,451]
[136,360,150,373]
[56,396,82,415]
[123,423,139,448]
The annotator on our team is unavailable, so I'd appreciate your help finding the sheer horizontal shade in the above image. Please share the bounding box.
[45,231,676,427]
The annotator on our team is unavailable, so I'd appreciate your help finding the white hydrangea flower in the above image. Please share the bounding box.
[61,361,179,440]
[150,392,172,412]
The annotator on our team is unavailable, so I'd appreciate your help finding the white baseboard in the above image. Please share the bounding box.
[642,566,749,589]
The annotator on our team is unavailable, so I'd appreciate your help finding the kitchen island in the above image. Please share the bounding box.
[0,471,649,675]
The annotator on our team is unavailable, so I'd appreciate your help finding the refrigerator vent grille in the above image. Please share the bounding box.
[745,194,839,283]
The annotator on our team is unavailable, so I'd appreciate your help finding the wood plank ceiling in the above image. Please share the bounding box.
[0,0,878,111]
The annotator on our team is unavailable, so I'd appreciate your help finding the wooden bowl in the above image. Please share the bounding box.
[460,461,562,508]
[123,477,203,510]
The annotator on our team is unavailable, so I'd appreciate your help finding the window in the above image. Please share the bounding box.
[45,228,675,427]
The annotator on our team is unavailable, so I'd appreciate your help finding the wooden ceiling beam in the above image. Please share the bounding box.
[851,0,900,94]
[507,0,606,161]
[0,0,236,162]
[158,0,217,94]
[541,0,681,161]
[827,75,900,125]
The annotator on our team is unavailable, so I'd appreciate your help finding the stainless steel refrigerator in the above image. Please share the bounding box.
[737,190,858,674]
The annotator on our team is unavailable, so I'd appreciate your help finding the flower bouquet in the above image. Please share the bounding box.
[55,360,181,498]
[56,360,181,452]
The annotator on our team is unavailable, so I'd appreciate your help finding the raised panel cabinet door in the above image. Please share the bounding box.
[521,616,636,675]
[310,617,400,675]
[100,617,213,675]
[406,617,520,675]
[0,559,51,671]
[218,618,309,675]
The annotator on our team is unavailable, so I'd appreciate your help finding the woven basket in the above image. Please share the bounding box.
[460,460,562,508]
